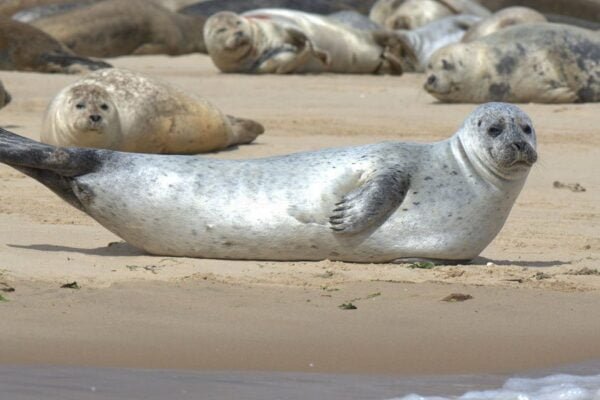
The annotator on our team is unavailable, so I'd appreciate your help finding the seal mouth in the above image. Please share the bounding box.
[225,35,250,50]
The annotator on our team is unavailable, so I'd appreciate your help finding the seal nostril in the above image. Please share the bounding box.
[512,141,527,151]
[89,114,102,123]
[427,75,437,85]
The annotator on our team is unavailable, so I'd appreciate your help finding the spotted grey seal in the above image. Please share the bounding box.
[180,0,378,16]
[32,0,207,57]
[41,68,263,153]
[0,17,111,74]
[369,0,490,30]
[204,9,403,74]
[425,23,600,103]
[384,14,480,72]
[0,79,11,110]
[462,6,547,42]
[0,103,537,262]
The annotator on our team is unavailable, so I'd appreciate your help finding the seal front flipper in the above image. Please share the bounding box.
[285,27,331,66]
[329,169,410,234]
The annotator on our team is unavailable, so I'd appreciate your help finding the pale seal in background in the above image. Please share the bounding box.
[204,9,404,74]
[32,0,207,57]
[0,79,11,110]
[41,68,263,153]
[1,103,536,263]
[462,6,547,42]
[385,14,480,72]
[370,0,490,30]
[425,23,600,103]
[180,0,378,16]
[0,17,111,74]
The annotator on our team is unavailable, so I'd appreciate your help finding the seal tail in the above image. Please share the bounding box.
[0,127,103,209]
[226,115,264,145]
[40,53,112,73]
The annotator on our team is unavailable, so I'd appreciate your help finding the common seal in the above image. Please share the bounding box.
[0,103,537,262]
[204,9,403,74]
[32,0,207,57]
[462,6,547,42]
[425,23,600,103]
[0,17,111,74]
[0,79,11,110]
[369,0,490,30]
[41,68,263,153]
[180,0,378,16]
[384,14,480,72]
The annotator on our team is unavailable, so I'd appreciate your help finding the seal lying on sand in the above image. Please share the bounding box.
[0,103,537,262]
[0,17,111,73]
[425,23,600,103]
[385,14,480,72]
[204,9,403,74]
[180,0,378,16]
[41,68,263,153]
[370,0,490,30]
[32,0,207,57]
[0,79,11,110]
[462,6,547,42]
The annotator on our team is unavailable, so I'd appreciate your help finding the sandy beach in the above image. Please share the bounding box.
[0,54,599,376]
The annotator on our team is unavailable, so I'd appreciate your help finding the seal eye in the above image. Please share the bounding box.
[100,103,109,111]
[487,125,503,137]
[76,103,85,109]
[216,28,226,34]
[523,125,532,135]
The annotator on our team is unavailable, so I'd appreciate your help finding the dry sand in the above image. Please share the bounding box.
[0,55,598,375]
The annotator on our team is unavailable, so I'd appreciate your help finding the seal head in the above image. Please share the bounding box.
[458,102,537,181]
[54,84,121,148]
[204,12,254,71]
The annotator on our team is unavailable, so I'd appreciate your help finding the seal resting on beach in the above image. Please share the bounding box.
[385,14,480,72]
[425,23,600,103]
[0,103,536,262]
[0,80,11,110]
[204,9,404,74]
[0,17,111,73]
[462,6,547,42]
[180,0,378,16]
[32,0,207,57]
[41,68,263,153]
[369,0,490,30]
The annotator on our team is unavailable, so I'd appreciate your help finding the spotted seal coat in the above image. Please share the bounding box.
[0,103,536,262]
[41,68,263,153]
[462,6,547,42]
[0,17,111,74]
[425,23,600,103]
[32,0,207,57]
[204,9,404,74]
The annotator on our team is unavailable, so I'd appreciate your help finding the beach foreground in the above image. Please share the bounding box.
[0,55,598,375]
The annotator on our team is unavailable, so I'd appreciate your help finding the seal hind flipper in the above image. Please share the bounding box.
[329,169,410,234]
[226,115,264,145]
[0,127,102,177]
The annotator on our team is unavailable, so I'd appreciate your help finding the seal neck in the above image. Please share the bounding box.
[450,133,526,191]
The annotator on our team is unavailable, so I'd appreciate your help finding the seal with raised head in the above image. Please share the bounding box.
[425,23,600,103]
[462,6,547,42]
[0,103,537,262]
[0,17,111,73]
[0,79,11,110]
[32,0,207,57]
[41,68,263,153]
[369,0,490,30]
[204,9,403,74]
[384,14,480,72]
[180,0,378,16]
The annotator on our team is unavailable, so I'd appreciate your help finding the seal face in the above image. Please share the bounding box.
[1,103,536,263]
[205,9,403,74]
[41,68,263,153]
[425,23,600,103]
